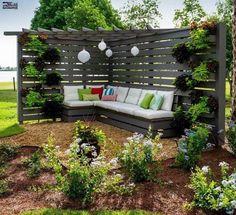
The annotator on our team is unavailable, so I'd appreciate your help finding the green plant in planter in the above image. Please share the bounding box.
[42,48,60,64]
[192,62,209,81]
[45,72,63,86]
[188,96,209,122]
[173,73,198,91]
[187,29,211,51]
[25,91,45,107]
[26,35,48,56]
[172,43,192,63]
[24,64,41,77]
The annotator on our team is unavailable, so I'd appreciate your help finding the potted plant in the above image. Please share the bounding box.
[24,64,41,77]
[25,90,45,107]
[26,35,48,56]
[172,43,192,63]
[45,72,63,86]
[173,73,198,91]
[18,32,30,45]
[42,48,60,64]
[192,62,209,81]
[34,57,46,72]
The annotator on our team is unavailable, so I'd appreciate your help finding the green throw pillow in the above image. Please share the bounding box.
[140,93,154,109]
[149,94,164,110]
[78,88,91,100]
[83,94,100,101]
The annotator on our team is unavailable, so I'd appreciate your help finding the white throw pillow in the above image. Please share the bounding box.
[138,89,157,105]
[116,87,129,102]
[86,85,104,88]
[125,88,142,105]
[64,85,84,101]
[107,85,118,94]
[157,90,174,111]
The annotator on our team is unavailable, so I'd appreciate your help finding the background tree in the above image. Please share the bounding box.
[173,0,206,27]
[231,0,236,120]
[31,0,75,29]
[121,0,162,29]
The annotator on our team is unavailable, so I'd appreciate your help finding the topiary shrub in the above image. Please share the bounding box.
[173,73,198,91]
[172,43,192,64]
[45,72,63,86]
[42,48,60,64]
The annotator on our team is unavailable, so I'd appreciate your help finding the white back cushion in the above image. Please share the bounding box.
[64,85,84,101]
[125,88,142,105]
[116,87,129,102]
[157,90,174,111]
[138,89,157,105]
[107,85,118,94]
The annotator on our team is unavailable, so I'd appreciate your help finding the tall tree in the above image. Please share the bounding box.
[121,0,162,29]
[31,0,75,29]
[173,0,206,27]
[231,0,236,120]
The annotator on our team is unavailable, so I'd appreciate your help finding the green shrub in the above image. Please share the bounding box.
[25,91,45,107]
[26,35,48,56]
[23,151,42,178]
[175,124,210,170]
[43,134,109,205]
[192,62,209,81]
[24,64,40,77]
[188,29,211,51]
[119,131,162,182]
[227,122,236,156]
[0,179,9,196]
[186,163,236,215]
[0,143,18,166]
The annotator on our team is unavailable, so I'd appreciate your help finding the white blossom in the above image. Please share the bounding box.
[201,166,210,174]
[219,161,229,167]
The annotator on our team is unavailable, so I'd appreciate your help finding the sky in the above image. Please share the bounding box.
[0,0,218,67]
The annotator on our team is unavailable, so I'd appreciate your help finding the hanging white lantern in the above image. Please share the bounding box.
[98,39,107,51]
[131,46,139,56]
[78,48,90,63]
[105,49,113,58]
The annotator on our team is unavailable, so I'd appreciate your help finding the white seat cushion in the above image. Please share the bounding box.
[138,89,157,105]
[133,108,174,120]
[95,101,118,111]
[116,103,138,115]
[125,88,142,105]
[116,87,129,102]
[64,85,84,102]
[157,91,174,111]
[63,100,94,107]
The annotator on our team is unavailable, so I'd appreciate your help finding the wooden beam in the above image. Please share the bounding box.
[51,28,64,32]
[37,27,51,33]
[97,27,105,31]
[82,27,93,32]
[67,27,79,32]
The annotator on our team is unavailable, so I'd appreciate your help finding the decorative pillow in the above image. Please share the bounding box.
[138,89,157,105]
[107,85,118,94]
[91,87,103,98]
[103,88,114,96]
[116,87,129,102]
[125,88,142,105]
[78,88,92,101]
[157,91,174,111]
[149,94,164,110]
[140,93,154,109]
[64,85,84,101]
[101,95,117,101]
[83,94,100,101]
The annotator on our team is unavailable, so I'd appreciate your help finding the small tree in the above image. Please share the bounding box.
[121,0,162,29]
[173,0,206,27]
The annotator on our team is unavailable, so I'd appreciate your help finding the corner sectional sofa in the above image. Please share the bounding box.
[62,85,177,137]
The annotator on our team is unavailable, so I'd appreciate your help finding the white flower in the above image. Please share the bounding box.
[230,200,236,208]
[143,139,153,148]
[65,149,70,155]
[157,143,163,149]
[222,180,230,187]
[90,161,101,167]
[219,161,229,167]
[75,138,82,143]
[55,145,60,149]
[92,151,98,157]
[80,143,89,149]
[214,186,221,192]
[184,155,189,161]
[109,158,119,166]
[201,166,210,174]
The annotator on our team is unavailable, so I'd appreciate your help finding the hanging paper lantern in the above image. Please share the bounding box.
[105,49,113,58]
[131,46,139,56]
[98,39,107,51]
[78,48,90,63]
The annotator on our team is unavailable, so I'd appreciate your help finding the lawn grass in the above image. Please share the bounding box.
[0,82,24,138]
[21,209,161,215]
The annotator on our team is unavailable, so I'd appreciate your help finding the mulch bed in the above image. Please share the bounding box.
[0,121,235,215]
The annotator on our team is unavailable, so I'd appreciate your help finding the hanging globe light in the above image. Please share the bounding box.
[78,48,90,63]
[131,46,139,56]
[98,39,107,51]
[105,49,113,58]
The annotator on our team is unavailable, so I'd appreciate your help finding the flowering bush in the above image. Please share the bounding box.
[175,125,210,170]
[119,131,162,182]
[43,134,109,205]
[187,162,236,215]
[226,122,236,156]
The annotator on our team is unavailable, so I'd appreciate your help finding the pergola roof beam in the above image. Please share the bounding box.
[82,27,93,32]
[51,28,64,32]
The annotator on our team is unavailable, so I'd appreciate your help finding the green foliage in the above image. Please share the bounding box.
[173,0,206,27]
[43,134,109,205]
[23,151,42,178]
[119,132,162,182]
[172,43,192,64]
[187,163,236,214]
[25,91,45,107]
[226,122,236,156]
[0,179,9,197]
[188,97,209,122]
[192,62,209,81]
[24,64,41,77]
[0,143,18,166]
[175,125,210,170]
[121,0,162,29]
[41,48,61,64]
[173,73,198,91]
[26,36,48,56]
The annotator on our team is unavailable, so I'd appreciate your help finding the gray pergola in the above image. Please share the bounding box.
[4,24,226,137]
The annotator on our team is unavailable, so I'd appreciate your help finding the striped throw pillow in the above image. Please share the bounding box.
[103,88,114,96]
